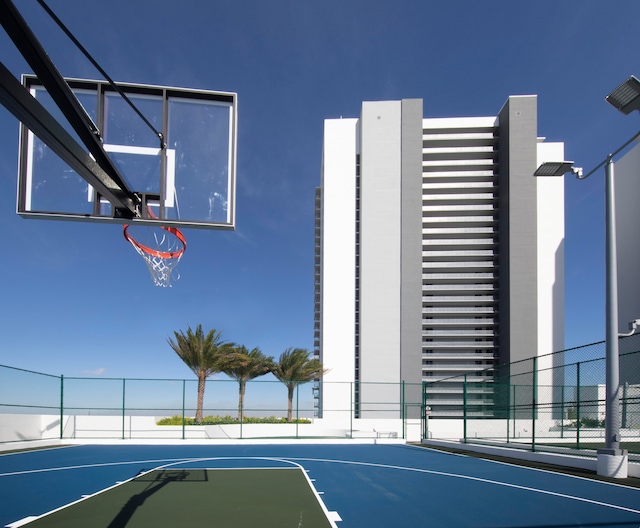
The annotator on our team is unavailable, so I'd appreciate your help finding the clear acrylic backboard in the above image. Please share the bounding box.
[17,76,237,229]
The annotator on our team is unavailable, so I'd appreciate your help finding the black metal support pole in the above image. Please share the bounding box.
[0,0,139,217]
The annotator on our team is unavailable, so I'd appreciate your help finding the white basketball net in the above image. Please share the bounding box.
[124,224,186,287]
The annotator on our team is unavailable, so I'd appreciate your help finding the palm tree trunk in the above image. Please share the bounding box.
[196,372,206,424]
[238,380,246,422]
[287,383,295,422]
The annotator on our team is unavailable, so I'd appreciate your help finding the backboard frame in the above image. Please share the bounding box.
[17,75,237,230]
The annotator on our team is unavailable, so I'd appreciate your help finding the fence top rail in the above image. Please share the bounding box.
[63,376,188,382]
[0,363,60,379]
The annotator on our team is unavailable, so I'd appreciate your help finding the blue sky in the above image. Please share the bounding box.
[1,0,639,381]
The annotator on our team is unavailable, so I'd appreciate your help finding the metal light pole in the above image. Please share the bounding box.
[533,75,640,477]
[536,134,637,473]
[604,155,621,452]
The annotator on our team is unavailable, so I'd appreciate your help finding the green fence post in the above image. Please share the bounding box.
[181,379,186,440]
[512,385,516,441]
[421,381,425,439]
[622,382,628,429]
[122,378,126,440]
[576,361,581,450]
[561,384,565,439]
[350,382,353,439]
[463,375,467,443]
[401,381,405,440]
[506,381,511,443]
[59,374,64,440]
[295,383,299,439]
[532,357,537,452]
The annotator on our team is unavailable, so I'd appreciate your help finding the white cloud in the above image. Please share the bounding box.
[83,367,106,376]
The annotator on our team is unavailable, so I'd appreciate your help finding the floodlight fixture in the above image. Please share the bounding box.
[534,161,583,178]
[605,75,640,115]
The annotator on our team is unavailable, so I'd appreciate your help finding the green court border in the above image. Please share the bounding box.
[17,459,338,528]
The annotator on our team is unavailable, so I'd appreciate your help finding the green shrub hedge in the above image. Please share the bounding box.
[156,415,311,425]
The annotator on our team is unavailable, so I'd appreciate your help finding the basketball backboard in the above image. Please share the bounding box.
[17,76,237,229]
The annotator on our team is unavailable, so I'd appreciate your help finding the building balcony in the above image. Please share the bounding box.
[422,203,496,214]
[423,317,496,324]
[423,283,496,292]
[422,362,494,370]
[423,225,497,236]
[422,179,496,189]
[423,306,496,314]
[421,375,491,383]
[423,296,497,306]
[422,353,496,361]
[422,157,495,167]
[422,261,497,273]
[422,398,495,406]
[423,216,496,227]
[424,384,495,394]
[422,194,497,205]
[422,192,496,203]
[422,250,496,260]
[422,274,497,284]
[423,241,497,252]
[422,144,495,156]
[421,341,495,349]
[422,131,498,145]
[423,333,496,341]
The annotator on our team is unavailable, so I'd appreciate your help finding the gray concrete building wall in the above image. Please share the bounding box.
[359,101,402,415]
[497,96,539,367]
[400,98,424,385]
[615,144,640,336]
[400,99,424,416]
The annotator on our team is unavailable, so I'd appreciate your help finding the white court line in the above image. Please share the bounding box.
[288,456,640,516]
[0,456,303,478]
[145,457,340,528]
[5,457,340,528]
[404,443,640,491]
[6,451,639,520]
[0,445,77,458]
[0,458,187,478]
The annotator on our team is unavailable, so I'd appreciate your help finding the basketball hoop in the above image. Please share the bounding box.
[123,211,186,287]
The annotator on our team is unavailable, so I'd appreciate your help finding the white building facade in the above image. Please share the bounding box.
[314,97,565,419]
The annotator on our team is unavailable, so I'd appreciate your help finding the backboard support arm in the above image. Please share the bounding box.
[0,0,140,218]
[0,62,138,217]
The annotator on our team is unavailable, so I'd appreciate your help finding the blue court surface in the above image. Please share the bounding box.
[1,443,640,527]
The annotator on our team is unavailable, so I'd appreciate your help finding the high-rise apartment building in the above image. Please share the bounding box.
[314,96,564,419]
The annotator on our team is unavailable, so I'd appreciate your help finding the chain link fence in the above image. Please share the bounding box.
[0,367,423,442]
[423,334,640,454]
[2,334,639,449]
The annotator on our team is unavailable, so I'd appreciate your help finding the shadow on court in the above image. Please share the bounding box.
[107,470,206,528]
[18,466,332,528]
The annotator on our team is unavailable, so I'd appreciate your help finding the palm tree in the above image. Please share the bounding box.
[271,348,327,422]
[167,325,233,423]
[220,346,273,422]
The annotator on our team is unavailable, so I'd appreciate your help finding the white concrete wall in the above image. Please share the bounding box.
[0,414,43,442]
[536,141,565,410]
[0,414,421,443]
[424,417,585,441]
[3,413,640,447]
[320,118,358,415]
